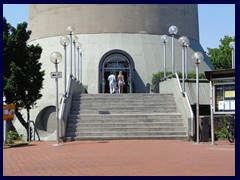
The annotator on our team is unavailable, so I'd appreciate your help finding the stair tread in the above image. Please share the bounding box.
[66,93,187,140]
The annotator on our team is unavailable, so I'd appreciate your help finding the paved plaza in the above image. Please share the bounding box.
[3,140,235,176]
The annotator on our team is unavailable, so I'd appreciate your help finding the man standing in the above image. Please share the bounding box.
[108,72,116,94]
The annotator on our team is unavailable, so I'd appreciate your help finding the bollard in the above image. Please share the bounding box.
[155,78,160,93]
[146,83,150,93]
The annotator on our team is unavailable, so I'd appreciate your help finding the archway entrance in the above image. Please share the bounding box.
[99,50,135,93]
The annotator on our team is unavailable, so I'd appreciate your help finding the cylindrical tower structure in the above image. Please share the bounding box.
[29,4,199,41]
[23,4,214,140]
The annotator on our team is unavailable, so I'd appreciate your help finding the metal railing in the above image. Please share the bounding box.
[58,73,72,139]
[58,73,86,139]
[175,73,195,137]
[29,120,41,141]
[175,73,183,93]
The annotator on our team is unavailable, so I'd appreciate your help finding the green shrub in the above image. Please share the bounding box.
[187,72,196,79]
[152,71,173,85]
[215,117,228,140]
[151,71,206,86]
[6,131,23,144]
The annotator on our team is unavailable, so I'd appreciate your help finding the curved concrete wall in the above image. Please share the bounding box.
[28,4,199,41]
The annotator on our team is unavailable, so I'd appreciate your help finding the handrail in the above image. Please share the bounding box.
[175,73,195,137]
[185,78,209,83]
[58,73,85,140]
[29,120,41,141]
[58,73,72,138]
[175,73,183,93]
[183,92,195,137]
[58,95,66,139]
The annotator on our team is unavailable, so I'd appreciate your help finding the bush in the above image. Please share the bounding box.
[215,117,228,140]
[6,131,23,144]
[152,71,173,85]
[151,71,206,86]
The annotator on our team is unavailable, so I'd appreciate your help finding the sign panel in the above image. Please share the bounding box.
[3,104,16,121]
[214,83,235,114]
[225,91,235,98]
[51,72,62,78]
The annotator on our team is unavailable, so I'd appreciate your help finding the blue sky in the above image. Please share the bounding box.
[3,4,235,52]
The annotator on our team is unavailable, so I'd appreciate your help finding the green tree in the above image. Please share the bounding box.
[207,35,235,70]
[3,17,45,139]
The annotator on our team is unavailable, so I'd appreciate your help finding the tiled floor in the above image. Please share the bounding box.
[3,140,235,176]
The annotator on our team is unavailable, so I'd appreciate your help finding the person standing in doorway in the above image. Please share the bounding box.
[117,71,125,94]
[108,72,116,94]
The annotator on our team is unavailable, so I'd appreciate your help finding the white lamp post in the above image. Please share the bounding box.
[73,35,78,78]
[66,26,74,75]
[178,36,190,92]
[50,52,62,146]
[191,51,203,144]
[76,42,82,82]
[185,40,190,80]
[161,35,168,79]
[169,25,178,75]
[60,36,70,96]
[80,50,83,83]
[229,41,235,69]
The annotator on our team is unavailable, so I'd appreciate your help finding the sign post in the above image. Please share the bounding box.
[3,104,16,142]
[50,51,63,147]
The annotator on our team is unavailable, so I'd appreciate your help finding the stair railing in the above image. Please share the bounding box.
[58,73,86,139]
[59,94,66,139]
[29,120,41,141]
[175,73,195,137]
[175,73,183,93]
[58,73,73,139]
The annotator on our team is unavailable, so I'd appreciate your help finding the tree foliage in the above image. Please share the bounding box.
[207,35,235,70]
[3,17,45,137]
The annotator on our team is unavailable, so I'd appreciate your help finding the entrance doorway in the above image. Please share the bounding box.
[99,50,135,93]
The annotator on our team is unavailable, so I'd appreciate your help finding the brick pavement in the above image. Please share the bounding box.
[3,140,235,176]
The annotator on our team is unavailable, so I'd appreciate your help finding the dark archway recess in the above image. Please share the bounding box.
[35,106,56,133]
[98,49,135,93]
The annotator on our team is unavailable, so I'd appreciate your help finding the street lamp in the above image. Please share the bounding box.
[169,25,178,75]
[73,35,78,78]
[229,41,235,69]
[178,36,190,92]
[191,51,203,144]
[50,52,62,146]
[184,39,190,80]
[60,36,70,96]
[161,35,168,79]
[80,49,83,83]
[66,26,75,75]
[76,42,82,82]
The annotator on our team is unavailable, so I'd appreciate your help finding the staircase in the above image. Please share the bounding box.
[66,94,188,141]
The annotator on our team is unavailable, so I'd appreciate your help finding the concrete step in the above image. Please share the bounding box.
[71,104,176,109]
[72,94,175,102]
[68,122,183,128]
[68,113,182,119]
[73,106,177,111]
[66,131,187,137]
[68,115,183,123]
[65,135,188,141]
[66,93,187,141]
[67,127,185,132]
[72,101,176,106]
[70,109,177,115]
[73,93,174,98]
